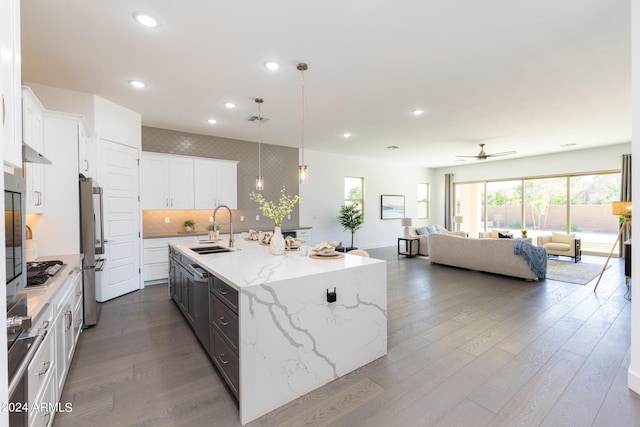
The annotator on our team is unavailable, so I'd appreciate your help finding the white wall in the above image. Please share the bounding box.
[299,150,433,249]
[94,96,141,149]
[430,142,631,226]
[25,81,95,132]
[629,0,640,395]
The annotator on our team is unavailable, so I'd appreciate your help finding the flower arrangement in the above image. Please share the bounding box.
[250,187,301,227]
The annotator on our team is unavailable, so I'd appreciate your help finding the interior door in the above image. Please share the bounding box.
[96,139,141,302]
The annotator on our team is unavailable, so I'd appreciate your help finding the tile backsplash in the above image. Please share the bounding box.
[141,126,300,234]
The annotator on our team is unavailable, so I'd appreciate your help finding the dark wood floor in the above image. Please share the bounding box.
[53,248,640,427]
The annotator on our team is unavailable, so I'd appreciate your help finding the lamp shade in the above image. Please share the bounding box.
[401,218,413,227]
[612,201,632,216]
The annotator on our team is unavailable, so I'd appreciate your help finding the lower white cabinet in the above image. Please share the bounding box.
[53,266,81,398]
[144,236,206,284]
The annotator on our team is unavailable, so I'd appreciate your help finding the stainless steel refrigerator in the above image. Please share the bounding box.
[79,175,104,327]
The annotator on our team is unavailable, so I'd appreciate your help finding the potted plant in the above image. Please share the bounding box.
[183,219,195,232]
[250,186,301,255]
[338,202,364,251]
[521,229,528,238]
[207,224,221,239]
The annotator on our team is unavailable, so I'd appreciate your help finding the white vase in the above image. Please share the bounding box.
[270,226,286,255]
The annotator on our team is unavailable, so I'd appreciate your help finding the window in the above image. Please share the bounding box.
[417,183,429,219]
[344,177,364,211]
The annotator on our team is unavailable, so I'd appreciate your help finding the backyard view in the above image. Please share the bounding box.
[455,172,621,256]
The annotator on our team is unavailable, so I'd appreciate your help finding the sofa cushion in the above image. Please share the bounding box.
[491,229,510,238]
[545,242,570,252]
[552,232,575,244]
[415,226,429,235]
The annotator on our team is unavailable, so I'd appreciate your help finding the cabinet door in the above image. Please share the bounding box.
[23,88,46,214]
[141,154,169,209]
[168,157,194,209]
[54,296,72,397]
[78,123,93,176]
[216,162,237,209]
[1,0,22,167]
[193,159,218,209]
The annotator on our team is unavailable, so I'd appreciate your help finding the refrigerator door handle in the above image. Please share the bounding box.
[94,258,105,272]
[93,186,105,255]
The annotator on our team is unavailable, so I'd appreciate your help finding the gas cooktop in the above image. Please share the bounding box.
[26,260,64,287]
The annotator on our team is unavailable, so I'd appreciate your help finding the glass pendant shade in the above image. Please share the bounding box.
[256,175,264,191]
[298,165,308,184]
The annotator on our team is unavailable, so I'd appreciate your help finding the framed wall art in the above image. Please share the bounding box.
[380,195,405,219]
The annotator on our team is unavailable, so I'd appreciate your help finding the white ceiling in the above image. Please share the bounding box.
[20,0,631,168]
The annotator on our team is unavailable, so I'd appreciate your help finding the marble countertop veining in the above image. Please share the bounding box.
[19,254,84,323]
[169,238,384,290]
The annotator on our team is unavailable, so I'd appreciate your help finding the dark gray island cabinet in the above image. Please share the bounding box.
[168,239,387,425]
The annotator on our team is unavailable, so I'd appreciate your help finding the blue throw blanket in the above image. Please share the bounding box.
[513,238,547,279]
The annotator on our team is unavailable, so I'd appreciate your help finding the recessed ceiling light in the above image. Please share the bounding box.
[412,109,424,116]
[224,102,236,109]
[133,12,158,28]
[207,119,217,124]
[129,80,146,89]
[264,61,280,70]
[342,132,351,138]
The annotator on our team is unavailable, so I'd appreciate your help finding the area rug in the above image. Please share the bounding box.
[546,259,610,285]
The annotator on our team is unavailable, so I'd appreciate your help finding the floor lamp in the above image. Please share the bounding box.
[593,201,632,292]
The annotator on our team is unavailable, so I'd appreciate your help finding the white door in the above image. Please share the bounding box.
[97,139,141,302]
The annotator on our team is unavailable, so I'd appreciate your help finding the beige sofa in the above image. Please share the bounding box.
[427,233,544,280]
[410,225,466,256]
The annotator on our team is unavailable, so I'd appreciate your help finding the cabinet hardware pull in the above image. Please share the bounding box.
[219,353,229,364]
[219,317,228,326]
[38,361,51,376]
[218,288,228,295]
[41,320,50,331]
[66,310,73,330]
[84,159,89,171]
[170,198,173,206]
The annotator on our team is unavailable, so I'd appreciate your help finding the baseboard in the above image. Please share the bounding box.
[628,367,640,395]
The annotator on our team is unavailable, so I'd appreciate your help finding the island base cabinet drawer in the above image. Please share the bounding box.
[210,277,238,312]
[212,331,239,399]
[212,297,238,352]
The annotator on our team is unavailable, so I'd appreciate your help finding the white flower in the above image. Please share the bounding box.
[250,187,301,227]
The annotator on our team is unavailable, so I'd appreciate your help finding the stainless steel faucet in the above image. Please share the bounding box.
[213,205,234,248]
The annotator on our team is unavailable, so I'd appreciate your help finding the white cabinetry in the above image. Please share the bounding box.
[1,0,22,167]
[143,236,206,284]
[77,121,93,177]
[23,87,46,214]
[141,153,194,209]
[54,267,81,397]
[142,152,238,210]
[27,305,55,427]
[194,159,238,209]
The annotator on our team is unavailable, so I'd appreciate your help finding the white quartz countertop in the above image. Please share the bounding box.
[169,238,384,290]
[19,254,84,322]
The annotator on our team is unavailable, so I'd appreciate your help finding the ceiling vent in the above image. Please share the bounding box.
[247,115,269,123]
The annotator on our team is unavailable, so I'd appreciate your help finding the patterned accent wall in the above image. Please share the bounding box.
[141,126,300,233]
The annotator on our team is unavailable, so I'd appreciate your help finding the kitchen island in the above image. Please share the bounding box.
[168,239,387,425]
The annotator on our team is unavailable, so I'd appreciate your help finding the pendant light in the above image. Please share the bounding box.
[297,63,309,184]
[255,98,264,191]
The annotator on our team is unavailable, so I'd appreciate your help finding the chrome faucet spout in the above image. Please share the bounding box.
[213,205,234,248]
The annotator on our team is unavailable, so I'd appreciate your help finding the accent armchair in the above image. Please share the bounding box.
[537,232,581,263]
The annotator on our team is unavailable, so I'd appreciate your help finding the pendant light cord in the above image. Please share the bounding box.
[258,101,262,177]
[300,66,306,166]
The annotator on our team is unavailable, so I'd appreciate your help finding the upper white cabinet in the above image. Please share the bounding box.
[142,152,237,210]
[141,152,194,210]
[194,159,238,209]
[22,87,46,214]
[1,0,22,167]
[77,121,94,177]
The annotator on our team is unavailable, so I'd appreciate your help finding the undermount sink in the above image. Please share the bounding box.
[189,246,233,255]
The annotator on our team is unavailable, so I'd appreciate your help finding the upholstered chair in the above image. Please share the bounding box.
[537,232,581,262]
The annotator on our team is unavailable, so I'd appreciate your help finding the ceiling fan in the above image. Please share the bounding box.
[456,143,516,160]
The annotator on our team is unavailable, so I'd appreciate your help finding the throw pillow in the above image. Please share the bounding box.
[415,226,429,235]
[552,232,575,244]
[498,232,513,239]
[426,225,438,234]
[491,229,509,238]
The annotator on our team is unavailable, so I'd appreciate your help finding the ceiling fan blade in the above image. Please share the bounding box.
[485,151,516,157]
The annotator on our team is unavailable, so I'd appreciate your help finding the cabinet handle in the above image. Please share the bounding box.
[84,159,89,171]
[217,288,228,296]
[166,198,169,207]
[219,353,229,365]
[66,310,73,331]
[170,198,173,207]
[2,94,5,127]
[38,360,51,376]
[35,191,42,206]
[218,316,228,326]
[41,320,50,331]
[76,291,82,297]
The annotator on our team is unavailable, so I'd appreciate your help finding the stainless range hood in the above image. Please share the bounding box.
[22,143,52,164]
